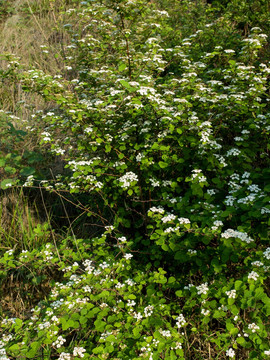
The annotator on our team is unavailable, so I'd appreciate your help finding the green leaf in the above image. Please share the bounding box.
[1,178,15,189]
[0,158,5,167]
[119,80,131,89]
[94,319,106,331]
[118,63,127,71]
[20,166,35,176]
[93,346,104,354]
[237,337,246,346]
[234,280,243,290]
[158,161,168,169]
[175,290,183,297]
[133,326,142,337]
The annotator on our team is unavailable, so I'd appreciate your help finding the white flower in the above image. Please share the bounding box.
[119,172,138,188]
[201,308,210,316]
[226,148,241,156]
[176,314,186,328]
[127,299,136,307]
[133,312,143,321]
[251,261,263,267]
[178,217,190,225]
[118,236,127,242]
[248,271,259,281]
[148,207,165,214]
[58,352,71,360]
[159,329,171,337]
[221,229,253,244]
[263,248,270,260]
[248,323,260,333]
[144,305,154,317]
[226,290,236,299]
[196,282,209,295]
[124,253,133,260]
[226,348,235,358]
[52,336,66,348]
[161,214,176,223]
[73,347,86,358]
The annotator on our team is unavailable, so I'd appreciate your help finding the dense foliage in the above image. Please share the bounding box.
[0,0,270,359]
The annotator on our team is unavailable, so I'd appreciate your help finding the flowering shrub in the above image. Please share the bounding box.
[0,0,270,358]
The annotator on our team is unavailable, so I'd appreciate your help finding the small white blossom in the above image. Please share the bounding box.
[248,323,260,333]
[248,271,259,281]
[226,290,236,299]
[226,348,235,358]
[176,314,186,328]
[161,214,176,223]
[201,308,210,316]
[73,347,86,358]
[196,282,209,295]
[119,172,138,188]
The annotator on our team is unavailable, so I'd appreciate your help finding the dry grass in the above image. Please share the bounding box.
[0,0,78,114]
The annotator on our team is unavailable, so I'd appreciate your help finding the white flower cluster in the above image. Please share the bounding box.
[23,175,34,187]
[58,353,71,360]
[118,172,138,188]
[225,290,236,299]
[124,253,133,260]
[52,336,66,348]
[226,348,235,358]
[221,229,254,244]
[159,329,171,337]
[201,308,210,316]
[261,207,270,214]
[144,305,154,317]
[118,236,127,242]
[248,323,260,333]
[133,312,143,321]
[83,259,94,274]
[171,342,182,350]
[73,347,86,358]
[196,282,209,295]
[226,148,241,157]
[251,261,263,267]
[150,178,160,187]
[176,314,186,328]
[248,271,259,281]
[125,279,135,286]
[161,214,176,223]
[263,248,270,260]
[100,331,112,341]
[178,217,190,225]
[5,249,14,256]
[191,169,207,182]
[41,131,51,142]
[127,299,136,307]
[211,220,223,230]
[148,206,165,214]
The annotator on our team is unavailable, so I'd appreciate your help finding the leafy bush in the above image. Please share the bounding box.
[0,0,270,359]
